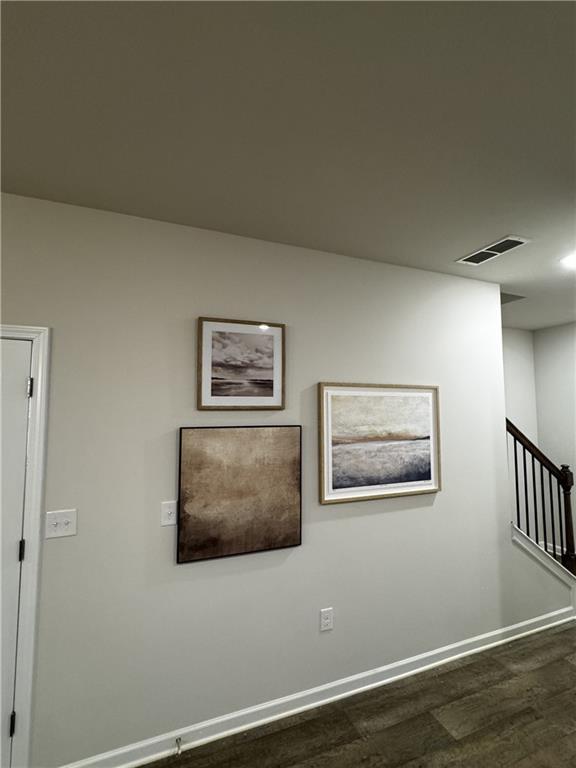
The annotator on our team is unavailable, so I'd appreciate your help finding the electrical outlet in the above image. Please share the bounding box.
[320,607,334,632]
[161,500,177,526]
[45,509,77,539]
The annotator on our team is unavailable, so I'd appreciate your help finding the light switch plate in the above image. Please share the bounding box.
[320,607,334,632]
[46,509,77,539]
[161,500,177,526]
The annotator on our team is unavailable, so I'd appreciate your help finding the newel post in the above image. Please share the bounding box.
[560,464,576,575]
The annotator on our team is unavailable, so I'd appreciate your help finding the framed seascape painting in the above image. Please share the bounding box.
[319,383,441,504]
[178,426,301,563]
[197,317,285,410]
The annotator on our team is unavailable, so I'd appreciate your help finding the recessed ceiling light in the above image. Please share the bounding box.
[560,253,576,270]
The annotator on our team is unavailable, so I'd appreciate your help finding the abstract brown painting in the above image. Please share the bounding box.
[178,426,301,562]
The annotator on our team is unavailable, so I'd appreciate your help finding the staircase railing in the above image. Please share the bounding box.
[506,419,575,575]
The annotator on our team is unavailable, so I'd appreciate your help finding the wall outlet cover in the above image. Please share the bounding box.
[320,607,334,632]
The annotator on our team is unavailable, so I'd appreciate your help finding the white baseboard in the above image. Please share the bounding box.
[60,605,576,768]
[511,523,576,587]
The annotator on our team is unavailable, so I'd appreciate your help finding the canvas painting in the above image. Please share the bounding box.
[197,317,285,409]
[319,383,441,503]
[178,426,301,562]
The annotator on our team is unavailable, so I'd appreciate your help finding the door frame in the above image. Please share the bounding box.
[1,325,50,767]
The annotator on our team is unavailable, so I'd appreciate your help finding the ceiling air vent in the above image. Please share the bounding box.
[457,236,529,265]
[500,292,525,305]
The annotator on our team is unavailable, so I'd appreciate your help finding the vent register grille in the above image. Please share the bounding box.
[458,236,529,265]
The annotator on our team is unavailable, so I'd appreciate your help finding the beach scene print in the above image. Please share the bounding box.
[331,393,432,489]
[211,331,274,397]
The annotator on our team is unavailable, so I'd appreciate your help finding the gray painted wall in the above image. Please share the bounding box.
[502,328,539,443]
[2,194,570,766]
[534,323,576,473]
[502,324,576,472]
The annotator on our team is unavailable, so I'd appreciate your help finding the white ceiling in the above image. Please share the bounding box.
[2,1,575,329]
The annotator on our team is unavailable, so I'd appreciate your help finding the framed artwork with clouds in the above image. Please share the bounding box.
[197,317,285,410]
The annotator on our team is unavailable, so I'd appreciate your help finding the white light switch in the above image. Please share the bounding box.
[45,509,77,539]
[161,500,177,526]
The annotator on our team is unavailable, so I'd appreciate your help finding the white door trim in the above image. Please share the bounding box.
[1,325,50,767]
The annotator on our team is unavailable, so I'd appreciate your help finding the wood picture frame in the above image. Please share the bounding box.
[319,383,441,504]
[197,317,285,410]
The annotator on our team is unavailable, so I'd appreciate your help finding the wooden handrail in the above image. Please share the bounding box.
[506,419,563,482]
[506,418,575,574]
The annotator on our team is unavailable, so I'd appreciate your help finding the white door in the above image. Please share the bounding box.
[1,338,33,767]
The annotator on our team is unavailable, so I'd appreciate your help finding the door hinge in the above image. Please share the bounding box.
[27,377,34,398]
[9,711,16,738]
[19,539,26,561]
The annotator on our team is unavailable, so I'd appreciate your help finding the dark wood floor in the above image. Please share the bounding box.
[155,622,576,768]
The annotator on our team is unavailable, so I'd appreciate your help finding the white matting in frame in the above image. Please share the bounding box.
[198,317,285,410]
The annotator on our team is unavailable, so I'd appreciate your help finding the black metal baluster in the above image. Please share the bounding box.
[557,480,565,557]
[532,455,539,545]
[523,447,530,537]
[514,439,520,527]
[549,471,557,560]
[541,464,548,554]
